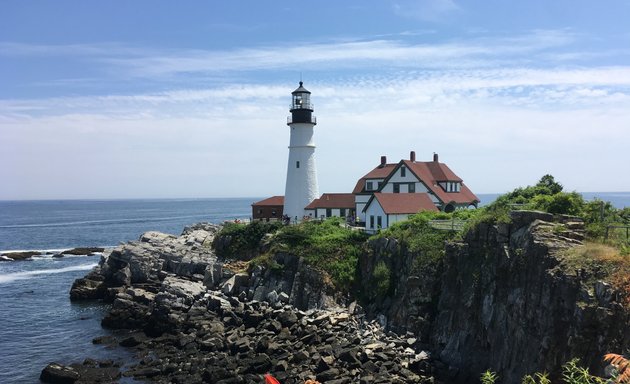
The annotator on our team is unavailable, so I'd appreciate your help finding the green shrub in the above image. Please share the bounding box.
[561,358,605,384]
[217,221,283,258]
[529,192,584,216]
[372,211,461,274]
[372,261,391,299]
[269,217,368,291]
[480,370,499,384]
[522,372,551,384]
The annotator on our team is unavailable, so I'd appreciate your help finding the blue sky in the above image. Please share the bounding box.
[1,0,630,199]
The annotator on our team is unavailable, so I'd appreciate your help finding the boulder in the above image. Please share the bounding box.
[40,363,80,383]
[60,247,105,256]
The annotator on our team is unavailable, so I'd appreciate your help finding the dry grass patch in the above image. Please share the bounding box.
[560,242,630,307]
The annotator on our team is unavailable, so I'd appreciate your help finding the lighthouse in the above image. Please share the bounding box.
[283,81,319,222]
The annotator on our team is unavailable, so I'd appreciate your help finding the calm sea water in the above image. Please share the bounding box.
[0,198,254,384]
[0,194,627,383]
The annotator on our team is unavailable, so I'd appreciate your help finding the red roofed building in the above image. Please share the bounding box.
[252,196,284,221]
[358,151,479,232]
[304,193,355,220]
[364,193,439,230]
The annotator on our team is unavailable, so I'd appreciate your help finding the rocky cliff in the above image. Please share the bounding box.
[359,211,630,383]
[68,212,630,383]
[69,222,433,383]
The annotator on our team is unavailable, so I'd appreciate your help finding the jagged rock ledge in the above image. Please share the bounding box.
[359,210,630,383]
[66,222,437,383]
[0,247,105,261]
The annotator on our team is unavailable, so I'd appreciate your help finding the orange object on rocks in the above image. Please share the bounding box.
[264,374,280,384]
[305,380,321,384]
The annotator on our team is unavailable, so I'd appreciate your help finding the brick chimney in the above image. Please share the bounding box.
[433,153,439,162]
[379,156,387,168]
[410,151,416,162]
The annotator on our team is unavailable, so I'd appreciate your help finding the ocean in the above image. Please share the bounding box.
[0,194,627,383]
[0,198,253,384]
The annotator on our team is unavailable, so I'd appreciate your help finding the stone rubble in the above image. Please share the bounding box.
[63,222,437,383]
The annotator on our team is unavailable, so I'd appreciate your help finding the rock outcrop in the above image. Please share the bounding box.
[432,211,630,382]
[66,212,630,383]
[360,211,630,383]
[69,222,433,382]
[70,223,221,302]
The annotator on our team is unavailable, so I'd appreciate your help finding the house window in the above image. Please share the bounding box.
[340,208,346,217]
[370,215,375,229]
[393,183,400,193]
[296,161,300,168]
[409,183,415,193]
[366,181,374,191]
[271,209,277,216]
[401,167,406,177]
[326,208,332,217]
[377,181,382,189]
[377,216,382,229]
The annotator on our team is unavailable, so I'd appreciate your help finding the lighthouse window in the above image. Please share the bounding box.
[296,161,300,168]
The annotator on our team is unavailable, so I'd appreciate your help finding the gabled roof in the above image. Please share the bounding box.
[305,193,355,209]
[252,196,284,206]
[352,163,397,194]
[366,193,439,214]
[399,160,479,205]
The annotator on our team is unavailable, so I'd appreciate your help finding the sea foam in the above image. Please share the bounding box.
[0,263,97,284]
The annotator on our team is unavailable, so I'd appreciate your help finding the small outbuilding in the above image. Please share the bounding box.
[252,196,284,222]
[363,193,439,232]
[304,193,355,221]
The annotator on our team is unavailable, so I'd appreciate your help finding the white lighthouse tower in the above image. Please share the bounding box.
[283,81,319,222]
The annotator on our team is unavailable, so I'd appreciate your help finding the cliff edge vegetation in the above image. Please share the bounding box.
[215,217,368,292]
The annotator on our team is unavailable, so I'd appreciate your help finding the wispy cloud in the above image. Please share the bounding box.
[2,29,630,198]
[1,29,582,81]
[3,65,629,119]
[102,30,578,77]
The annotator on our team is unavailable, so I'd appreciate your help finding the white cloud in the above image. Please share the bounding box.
[2,30,630,198]
[0,29,583,82]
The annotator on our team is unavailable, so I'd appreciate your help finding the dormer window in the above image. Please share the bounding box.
[366,181,374,191]
[442,181,462,192]
[401,166,406,177]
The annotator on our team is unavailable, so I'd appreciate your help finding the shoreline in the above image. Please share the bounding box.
[58,223,439,383]
[0,247,109,261]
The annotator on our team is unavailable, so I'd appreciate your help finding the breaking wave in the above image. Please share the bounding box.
[0,263,97,284]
